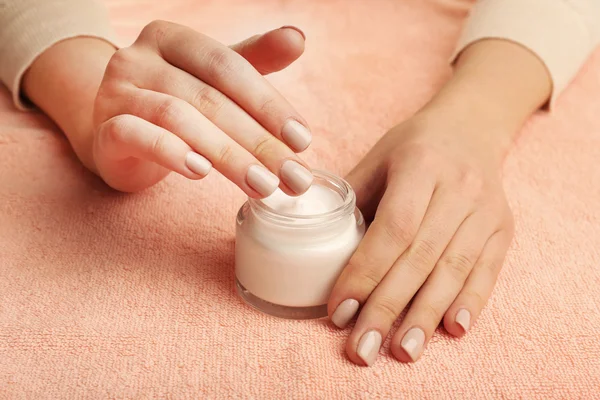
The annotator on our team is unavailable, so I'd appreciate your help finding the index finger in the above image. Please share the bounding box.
[136,21,312,153]
[328,168,435,327]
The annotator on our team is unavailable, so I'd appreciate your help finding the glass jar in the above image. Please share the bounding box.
[235,170,365,319]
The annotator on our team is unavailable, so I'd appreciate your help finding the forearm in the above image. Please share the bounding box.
[421,0,600,163]
[419,39,552,162]
[0,0,117,171]
[22,38,116,172]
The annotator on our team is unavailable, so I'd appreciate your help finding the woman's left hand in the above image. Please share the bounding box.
[327,108,515,365]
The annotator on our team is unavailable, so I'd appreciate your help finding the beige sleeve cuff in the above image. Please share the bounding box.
[452,0,597,107]
[0,0,119,110]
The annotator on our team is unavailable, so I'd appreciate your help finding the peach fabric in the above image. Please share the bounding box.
[1,0,600,398]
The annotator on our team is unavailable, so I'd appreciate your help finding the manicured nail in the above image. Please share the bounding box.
[185,152,212,176]
[247,165,280,197]
[281,120,312,152]
[357,330,382,367]
[331,299,359,329]
[280,160,313,194]
[280,25,306,41]
[455,309,471,333]
[401,327,425,362]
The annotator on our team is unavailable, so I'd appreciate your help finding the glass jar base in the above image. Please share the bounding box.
[235,279,328,320]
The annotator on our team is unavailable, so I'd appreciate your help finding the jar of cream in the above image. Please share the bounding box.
[235,170,365,319]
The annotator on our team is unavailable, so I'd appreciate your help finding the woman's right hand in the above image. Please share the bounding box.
[92,21,313,195]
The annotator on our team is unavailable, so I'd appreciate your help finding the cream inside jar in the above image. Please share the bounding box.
[235,170,365,319]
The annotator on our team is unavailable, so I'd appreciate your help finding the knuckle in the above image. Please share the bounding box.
[462,288,487,309]
[99,115,133,149]
[205,47,238,81]
[153,98,182,127]
[380,212,418,249]
[102,115,126,142]
[439,252,475,280]
[141,20,171,43]
[421,302,444,323]
[258,97,277,116]
[406,238,438,274]
[458,168,485,197]
[215,145,235,166]
[105,48,136,79]
[149,130,168,156]
[251,135,277,159]
[351,268,383,294]
[191,86,226,120]
[343,253,383,294]
[373,295,401,322]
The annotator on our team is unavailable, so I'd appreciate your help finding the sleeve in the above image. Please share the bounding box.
[452,0,600,107]
[0,0,118,110]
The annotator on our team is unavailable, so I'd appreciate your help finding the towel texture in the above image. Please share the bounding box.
[1,0,599,398]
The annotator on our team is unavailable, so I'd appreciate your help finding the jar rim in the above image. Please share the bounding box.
[247,170,356,227]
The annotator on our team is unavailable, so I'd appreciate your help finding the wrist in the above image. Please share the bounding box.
[23,37,117,172]
[415,39,552,163]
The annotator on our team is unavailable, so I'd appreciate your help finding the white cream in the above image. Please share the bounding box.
[234,171,365,318]
[260,185,341,216]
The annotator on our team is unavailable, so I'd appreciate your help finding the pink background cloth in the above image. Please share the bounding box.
[1,0,600,397]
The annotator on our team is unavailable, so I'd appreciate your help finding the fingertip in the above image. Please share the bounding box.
[279,25,306,41]
[390,344,416,363]
[444,308,471,337]
[330,298,360,329]
[271,26,305,56]
[280,160,313,195]
[246,164,280,198]
[260,27,305,67]
[345,335,370,367]
[182,170,209,180]
[391,327,426,363]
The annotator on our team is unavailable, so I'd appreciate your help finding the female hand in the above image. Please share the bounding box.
[92,21,313,195]
[326,39,552,366]
[328,113,514,365]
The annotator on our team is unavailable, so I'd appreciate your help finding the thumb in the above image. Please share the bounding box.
[346,156,388,223]
[230,26,305,75]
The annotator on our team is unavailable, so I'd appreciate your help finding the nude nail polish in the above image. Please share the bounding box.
[401,327,425,362]
[331,299,359,329]
[282,120,312,152]
[247,165,280,197]
[185,152,212,176]
[280,160,313,194]
[455,309,471,333]
[357,330,382,367]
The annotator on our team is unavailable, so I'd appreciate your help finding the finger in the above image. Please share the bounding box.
[136,21,312,152]
[389,213,497,363]
[116,87,280,198]
[229,26,305,75]
[346,189,471,366]
[443,229,512,338]
[344,150,388,222]
[328,168,435,329]
[95,114,211,189]
[133,56,312,195]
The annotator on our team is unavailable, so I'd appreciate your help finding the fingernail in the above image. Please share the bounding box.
[281,120,312,152]
[401,327,425,362]
[455,309,471,333]
[280,25,306,41]
[357,330,382,367]
[331,299,359,329]
[185,152,212,176]
[247,165,280,197]
[280,160,313,194]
